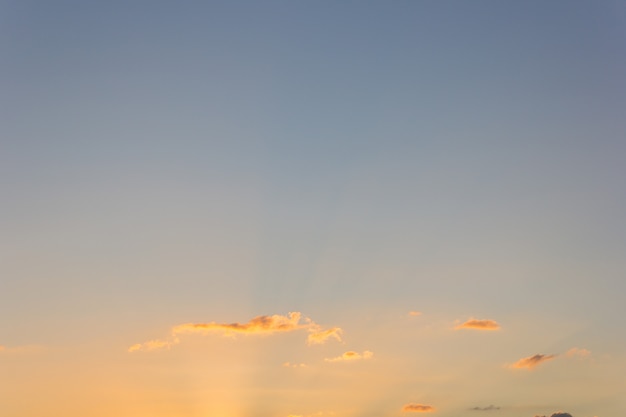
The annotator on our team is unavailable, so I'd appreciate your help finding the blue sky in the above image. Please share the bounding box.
[1,2,626,416]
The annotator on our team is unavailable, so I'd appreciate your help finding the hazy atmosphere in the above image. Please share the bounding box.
[1,1,625,416]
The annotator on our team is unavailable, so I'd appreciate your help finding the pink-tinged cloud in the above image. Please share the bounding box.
[129,312,341,352]
[403,403,435,413]
[565,347,590,358]
[325,350,373,362]
[509,353,557,369]
[409,311,422,317]
[455,318,500,331]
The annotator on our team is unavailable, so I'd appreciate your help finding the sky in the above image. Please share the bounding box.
[1,1,626,416]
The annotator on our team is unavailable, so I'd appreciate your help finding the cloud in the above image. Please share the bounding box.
[455,318,500,331]
[307,327,343,345]
[129,312,342,352]
[128,338,178,352]
[173,312,306,336]
[409,311,422,317]
[283,362,307,368]
[565,347,590,358]
[509,353,557,369]
[403,404,435,413]
[534,413,573,417]
[470,405,500,411]
[325,350,373,362]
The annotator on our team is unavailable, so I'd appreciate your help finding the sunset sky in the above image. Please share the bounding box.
[1,1,626,416]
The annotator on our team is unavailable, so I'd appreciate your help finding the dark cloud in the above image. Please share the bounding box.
[470,405,500,411]
[510,353,557,369]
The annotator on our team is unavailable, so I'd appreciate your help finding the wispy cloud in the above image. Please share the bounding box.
[307,326,342,345]
[455,318,500,331]
[283,362,308,368]
[565,347,591,358]
[509,353,557,369]
[128,338,178,352]
[129,312,342,352]
[534,412,573,417]
[325,350,373,362]
[402,404,435,413]
[470,405,500,411]
[408,311,422,317]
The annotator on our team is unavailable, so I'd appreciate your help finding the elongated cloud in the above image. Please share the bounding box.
[325,350,373,362]
[283,362,307,368]
[510,353,557,369]
[535,413,573,417]
[565,347,590,358]
[129,312,341,352]
[455,318,500,331]
[408,311,422,317]
[173,312,305,335]
[403,404,435,413]
[307,327,342,345]
[470,405,500,411]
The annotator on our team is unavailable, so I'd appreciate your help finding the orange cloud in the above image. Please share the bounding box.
[509,353,557,369]
[403,403,435,413]
[128,338,178,352]
[325,350,373,362]
[173,312,305,336]
[455,318,500,331]
[409,311,422,317]
[129,312,341,352]
[307,327,342,345]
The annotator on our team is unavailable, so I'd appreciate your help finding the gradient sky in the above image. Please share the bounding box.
[1,1,626,416]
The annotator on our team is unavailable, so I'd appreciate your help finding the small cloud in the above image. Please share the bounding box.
[565,347,590,358]
[509,353,557,369]
[307,327,342,345]
[409,311,422,317]
[129,312,341,353]
[128,338,178,352]
[455,318,500,331]
[550,413,573,417]
[470,405,500,411]
[325,350,373,362]
[283,362,307,368]
[402,404,435,413]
